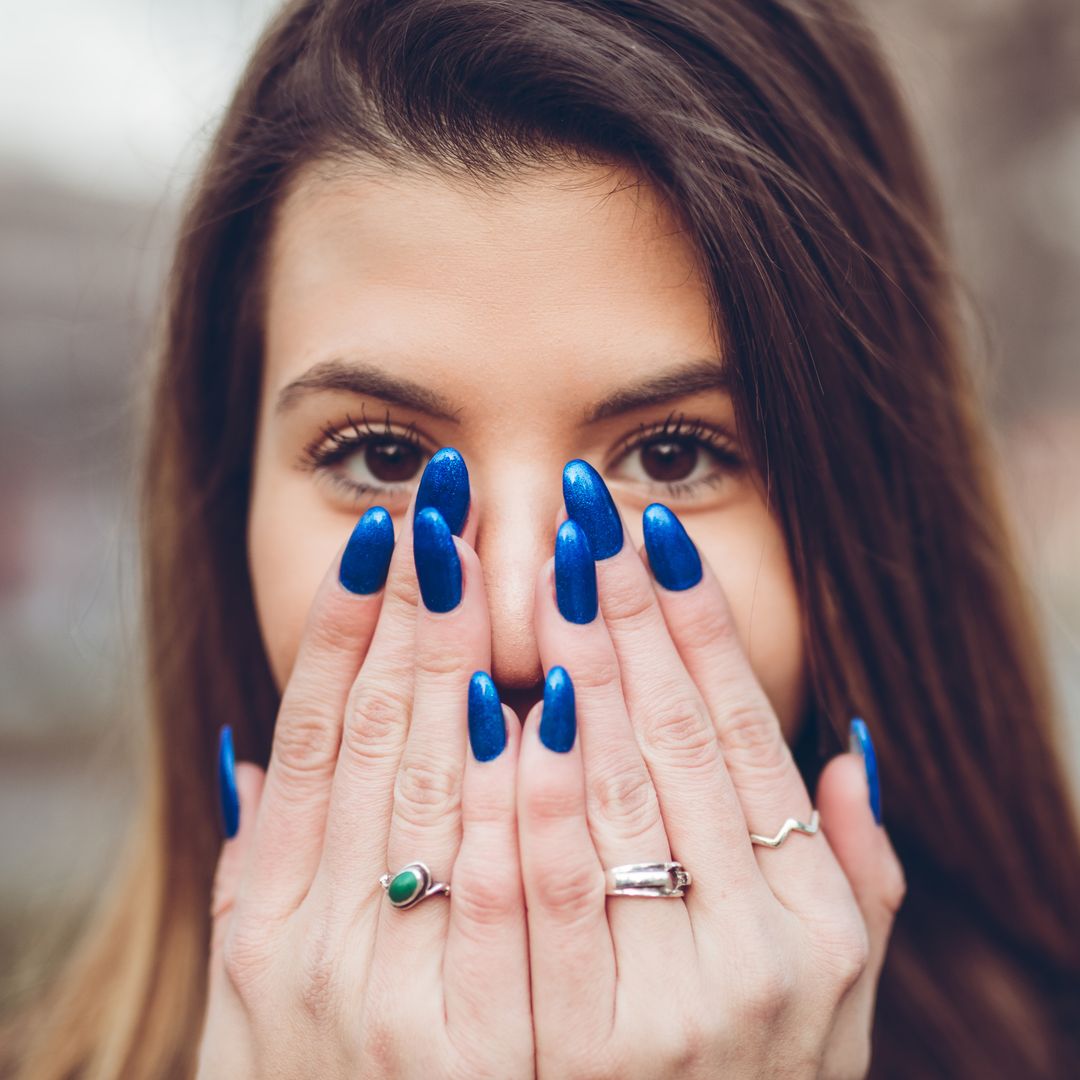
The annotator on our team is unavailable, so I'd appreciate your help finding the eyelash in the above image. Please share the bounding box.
[298,406,744,503]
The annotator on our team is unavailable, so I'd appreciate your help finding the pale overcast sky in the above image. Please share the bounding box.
[0,0,280,201]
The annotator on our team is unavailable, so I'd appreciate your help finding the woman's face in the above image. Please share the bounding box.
[248,159,807,736]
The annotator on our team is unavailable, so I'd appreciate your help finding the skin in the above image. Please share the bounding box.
[247,159,804,732]
[197,160,907,1078]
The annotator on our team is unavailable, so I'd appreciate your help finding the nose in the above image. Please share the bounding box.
[470,463,557,720]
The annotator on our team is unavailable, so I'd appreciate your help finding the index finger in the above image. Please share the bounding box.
[243,504,395,917]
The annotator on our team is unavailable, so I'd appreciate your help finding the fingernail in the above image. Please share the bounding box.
[562,459,623,559]
[849,718,882,825]
[417,446,470,536]
[643,503,702,591]
[539,665,576,752]
[218,724,239,839]
[413,506,462,612]
[468,671,506,761]
[339,506,395,594]
[555,519,598,623]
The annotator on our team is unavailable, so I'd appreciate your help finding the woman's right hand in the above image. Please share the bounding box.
[196,450,533,1079]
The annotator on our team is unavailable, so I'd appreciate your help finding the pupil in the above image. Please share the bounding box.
[365,439,423,483]
[641,438,696,482]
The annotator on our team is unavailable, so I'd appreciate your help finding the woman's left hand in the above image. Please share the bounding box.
[519,462,907,1080]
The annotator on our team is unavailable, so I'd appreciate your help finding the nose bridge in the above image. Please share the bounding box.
[472,466,557,690]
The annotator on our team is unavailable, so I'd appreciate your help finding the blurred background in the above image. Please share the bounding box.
[1,0,1078,1019]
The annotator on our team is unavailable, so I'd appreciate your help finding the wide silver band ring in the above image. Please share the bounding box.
[748,809,821,848]
[379,861,451,909]
[604,860,691,897]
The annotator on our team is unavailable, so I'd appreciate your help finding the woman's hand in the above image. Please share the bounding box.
[518,460,906,1079]
[198,453,533,1079]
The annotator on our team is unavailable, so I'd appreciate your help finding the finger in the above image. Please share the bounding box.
[534,523,692,983]
[444,684,531,1052]
[562,461,764,913]
[374,509,492,970]
[210,754,266,966]
[817,731,906,978]
[815,738,906,1071]
[517,668,614,1050]
[317,449,477,906]
[640,501,853,914]
[243,503,395,916]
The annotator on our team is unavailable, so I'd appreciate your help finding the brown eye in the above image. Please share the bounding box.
[342,437,425,485]
[638,437,698,482]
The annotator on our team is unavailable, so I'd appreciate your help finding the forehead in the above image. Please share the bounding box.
[261,159,720,409]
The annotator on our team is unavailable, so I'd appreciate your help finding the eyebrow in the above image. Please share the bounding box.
[275,354,730,423]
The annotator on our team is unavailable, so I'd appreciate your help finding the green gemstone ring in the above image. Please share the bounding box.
[379,861,451,909]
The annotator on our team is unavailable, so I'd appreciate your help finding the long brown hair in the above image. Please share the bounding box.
[6,1,1079,1076]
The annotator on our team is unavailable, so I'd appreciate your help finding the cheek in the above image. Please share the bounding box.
[247,469,351,694]
[692,513,807,742]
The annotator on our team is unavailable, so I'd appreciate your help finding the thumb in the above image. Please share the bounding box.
[209,726,266,969]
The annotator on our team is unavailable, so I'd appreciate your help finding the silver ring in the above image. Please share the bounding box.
[749,809,821,848]
[379,861,451,909]
[604,861,691,897]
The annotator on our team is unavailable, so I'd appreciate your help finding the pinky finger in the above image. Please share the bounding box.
[209,729,266,964]
[815,725,907,1071]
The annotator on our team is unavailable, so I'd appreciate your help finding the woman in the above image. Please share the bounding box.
[5,0,1079,1076]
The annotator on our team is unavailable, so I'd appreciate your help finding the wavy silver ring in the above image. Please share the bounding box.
[749,809,821,848]
[604,860,691,897]
[379,861,451,909]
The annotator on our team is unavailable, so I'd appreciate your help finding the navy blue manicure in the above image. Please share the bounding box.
[562,459,624,560]
[539,665,576,752]
[413,506,462,612]
[218,724,239,839]
[417,446,470,536]
[849,717,882,825]
[339,506,395,594]
[642,503,703,591]
[555,519,598,623]
[468,671,506,761]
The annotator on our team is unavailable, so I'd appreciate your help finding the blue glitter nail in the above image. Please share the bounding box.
[468,671,506,762]
[562,459,623,560]
[555,519,598,623]
[643,503,702,591]
[416,447,470,536]
[413,506,462,612]
[539,666,576,753]
[849,717,882,825]
[339,506,395,594]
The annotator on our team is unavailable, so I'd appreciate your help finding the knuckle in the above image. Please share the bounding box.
[450,862,521,929]
[739,953,798,1027]
[588,762,664,845]
[814,915,871,999]
[532,859,605,919]
[394,754,461,829]
[221,917,274,1006]
[341,682,410,766]
[680,593,739,652]
[604,572,662,633]
[522,783,580,828]
[415,635,470,680]
[640,694,720,768]
[718,698,790,776]
[271,714,338,787]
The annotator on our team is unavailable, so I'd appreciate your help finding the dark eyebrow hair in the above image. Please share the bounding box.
[275,354,729,423]
[276,359,462,422]
[583,357,730,422]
